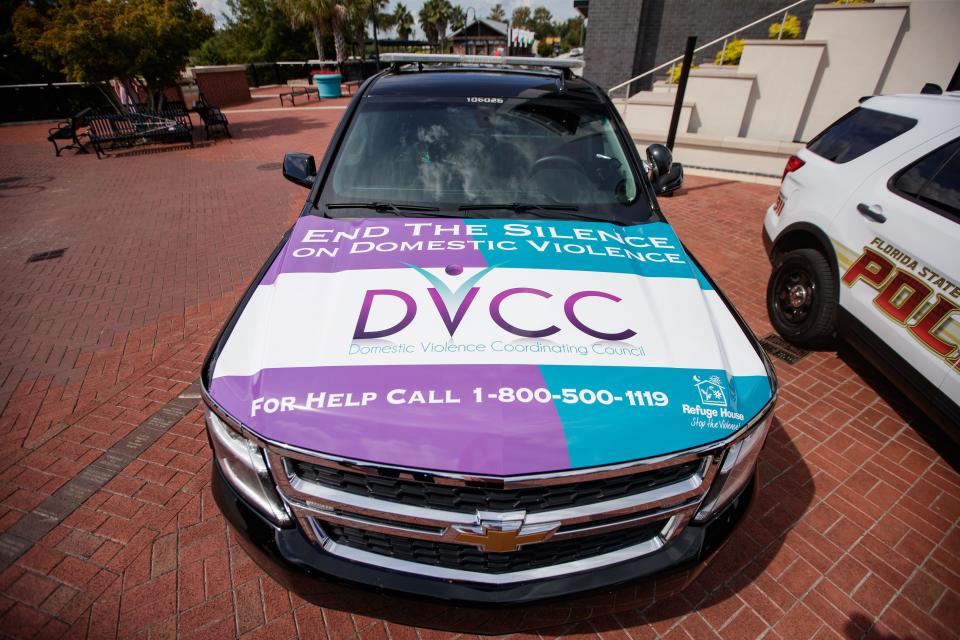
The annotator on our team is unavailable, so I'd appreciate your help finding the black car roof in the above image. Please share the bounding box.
[368,69,603,102]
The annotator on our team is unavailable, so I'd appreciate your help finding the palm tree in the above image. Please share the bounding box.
[348,0,369,59]
[419,0,453,48]
[393,2,414,40]
[488,3,505,22]
[275,0,350,62]
[330,2,349,63]
[511,6,531,30]
[351,0,394,59]
[449,5,467,33]
[275,0,330,60]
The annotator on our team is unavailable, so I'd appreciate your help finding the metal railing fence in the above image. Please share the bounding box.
[609,0,814,110]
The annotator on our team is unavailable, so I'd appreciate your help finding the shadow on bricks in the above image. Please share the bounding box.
[217,416,811,635]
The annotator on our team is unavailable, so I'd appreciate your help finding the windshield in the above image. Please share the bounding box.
[321,95,653,223]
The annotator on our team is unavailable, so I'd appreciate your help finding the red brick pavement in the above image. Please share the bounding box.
[0,101,958,639]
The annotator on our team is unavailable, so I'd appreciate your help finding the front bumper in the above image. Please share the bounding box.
[212,457,757,630]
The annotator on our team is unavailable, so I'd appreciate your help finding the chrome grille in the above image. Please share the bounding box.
[265,445,723,584]
[324,518,667,573]
[289,458,703,513]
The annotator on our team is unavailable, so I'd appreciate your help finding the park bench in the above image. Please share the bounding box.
[162,100,188,113]
[47,108,93,156]
[340,63,365,96]
[86,110,194,159]
[278,86,317,107]
[191,94,231,140]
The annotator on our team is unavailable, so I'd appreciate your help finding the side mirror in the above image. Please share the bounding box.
[645,144,672,180]
[655,162,684,196]
[283,152,316,188]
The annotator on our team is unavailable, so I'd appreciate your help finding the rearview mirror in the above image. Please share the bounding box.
[283,152,316,188]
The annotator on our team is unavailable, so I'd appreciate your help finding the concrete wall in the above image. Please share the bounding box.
[585,0,816,94]
[798,3,908,142]
[683,68,756,137]
[641,0,816,81]
[192,66,251,107]
[583,0,645,94]
[877,0,960,94]
[739,39,826,142]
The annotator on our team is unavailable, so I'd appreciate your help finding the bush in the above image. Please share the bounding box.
[670,61,697,84]
[768,14,801,39]
[714,38,744,66]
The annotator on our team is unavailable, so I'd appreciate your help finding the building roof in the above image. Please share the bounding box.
[450,18,508,39]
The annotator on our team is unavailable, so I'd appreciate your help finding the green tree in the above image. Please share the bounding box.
[274,0,329,60]
[347,0,393,60]
[275,0,349,62]
[559,15,584,50]
[510,6,530,29]
[531,6,552,37]
[13,0,213,107]
[330,2,349,61]
[192,0,315,65]
[449,4,466,32]
[392,1,413,39]
[1,0,58,83]
[487,3,505,22]
[418,0,452,47]
[371,0,394,32]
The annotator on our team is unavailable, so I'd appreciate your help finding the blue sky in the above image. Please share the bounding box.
[197,0,580,32]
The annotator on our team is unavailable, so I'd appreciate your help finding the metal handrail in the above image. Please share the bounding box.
[608,0,812,98]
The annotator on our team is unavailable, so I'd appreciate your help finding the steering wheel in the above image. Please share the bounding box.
[529,155,584,176]
[528,155,589,202]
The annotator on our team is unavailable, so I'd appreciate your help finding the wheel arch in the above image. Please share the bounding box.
[769,222,840,298]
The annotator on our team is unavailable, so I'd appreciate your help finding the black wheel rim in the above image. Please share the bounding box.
[773,265,816,326]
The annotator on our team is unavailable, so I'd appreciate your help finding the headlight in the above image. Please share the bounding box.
[693,412,771,523]
[206,409,292,526]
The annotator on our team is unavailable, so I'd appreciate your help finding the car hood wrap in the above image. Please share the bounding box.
[208,216,773,475]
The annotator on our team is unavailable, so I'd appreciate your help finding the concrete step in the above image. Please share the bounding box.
[651,81,676,94]
[614,92,695,136]
[631,130,802,178]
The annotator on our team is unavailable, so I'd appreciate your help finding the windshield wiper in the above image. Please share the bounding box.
[458,203,580,213]
[326,202,442,214]
[457,203,627,225]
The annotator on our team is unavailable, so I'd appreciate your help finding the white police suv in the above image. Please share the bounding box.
[763,90,960,435]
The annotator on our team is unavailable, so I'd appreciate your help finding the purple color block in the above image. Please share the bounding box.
[209,365,571,475]
[261,217,488,285]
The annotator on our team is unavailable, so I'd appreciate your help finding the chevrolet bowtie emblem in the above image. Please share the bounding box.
[451,512,559,553]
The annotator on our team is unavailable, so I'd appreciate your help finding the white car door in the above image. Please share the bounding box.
[829,133,960,393]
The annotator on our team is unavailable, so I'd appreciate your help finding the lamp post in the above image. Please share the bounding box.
[464,6,476,54]
[372,11,381,70]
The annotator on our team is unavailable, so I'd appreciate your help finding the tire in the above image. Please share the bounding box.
[766,248,838,349]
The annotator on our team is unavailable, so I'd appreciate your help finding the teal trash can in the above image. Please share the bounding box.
[315,74,342,98]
